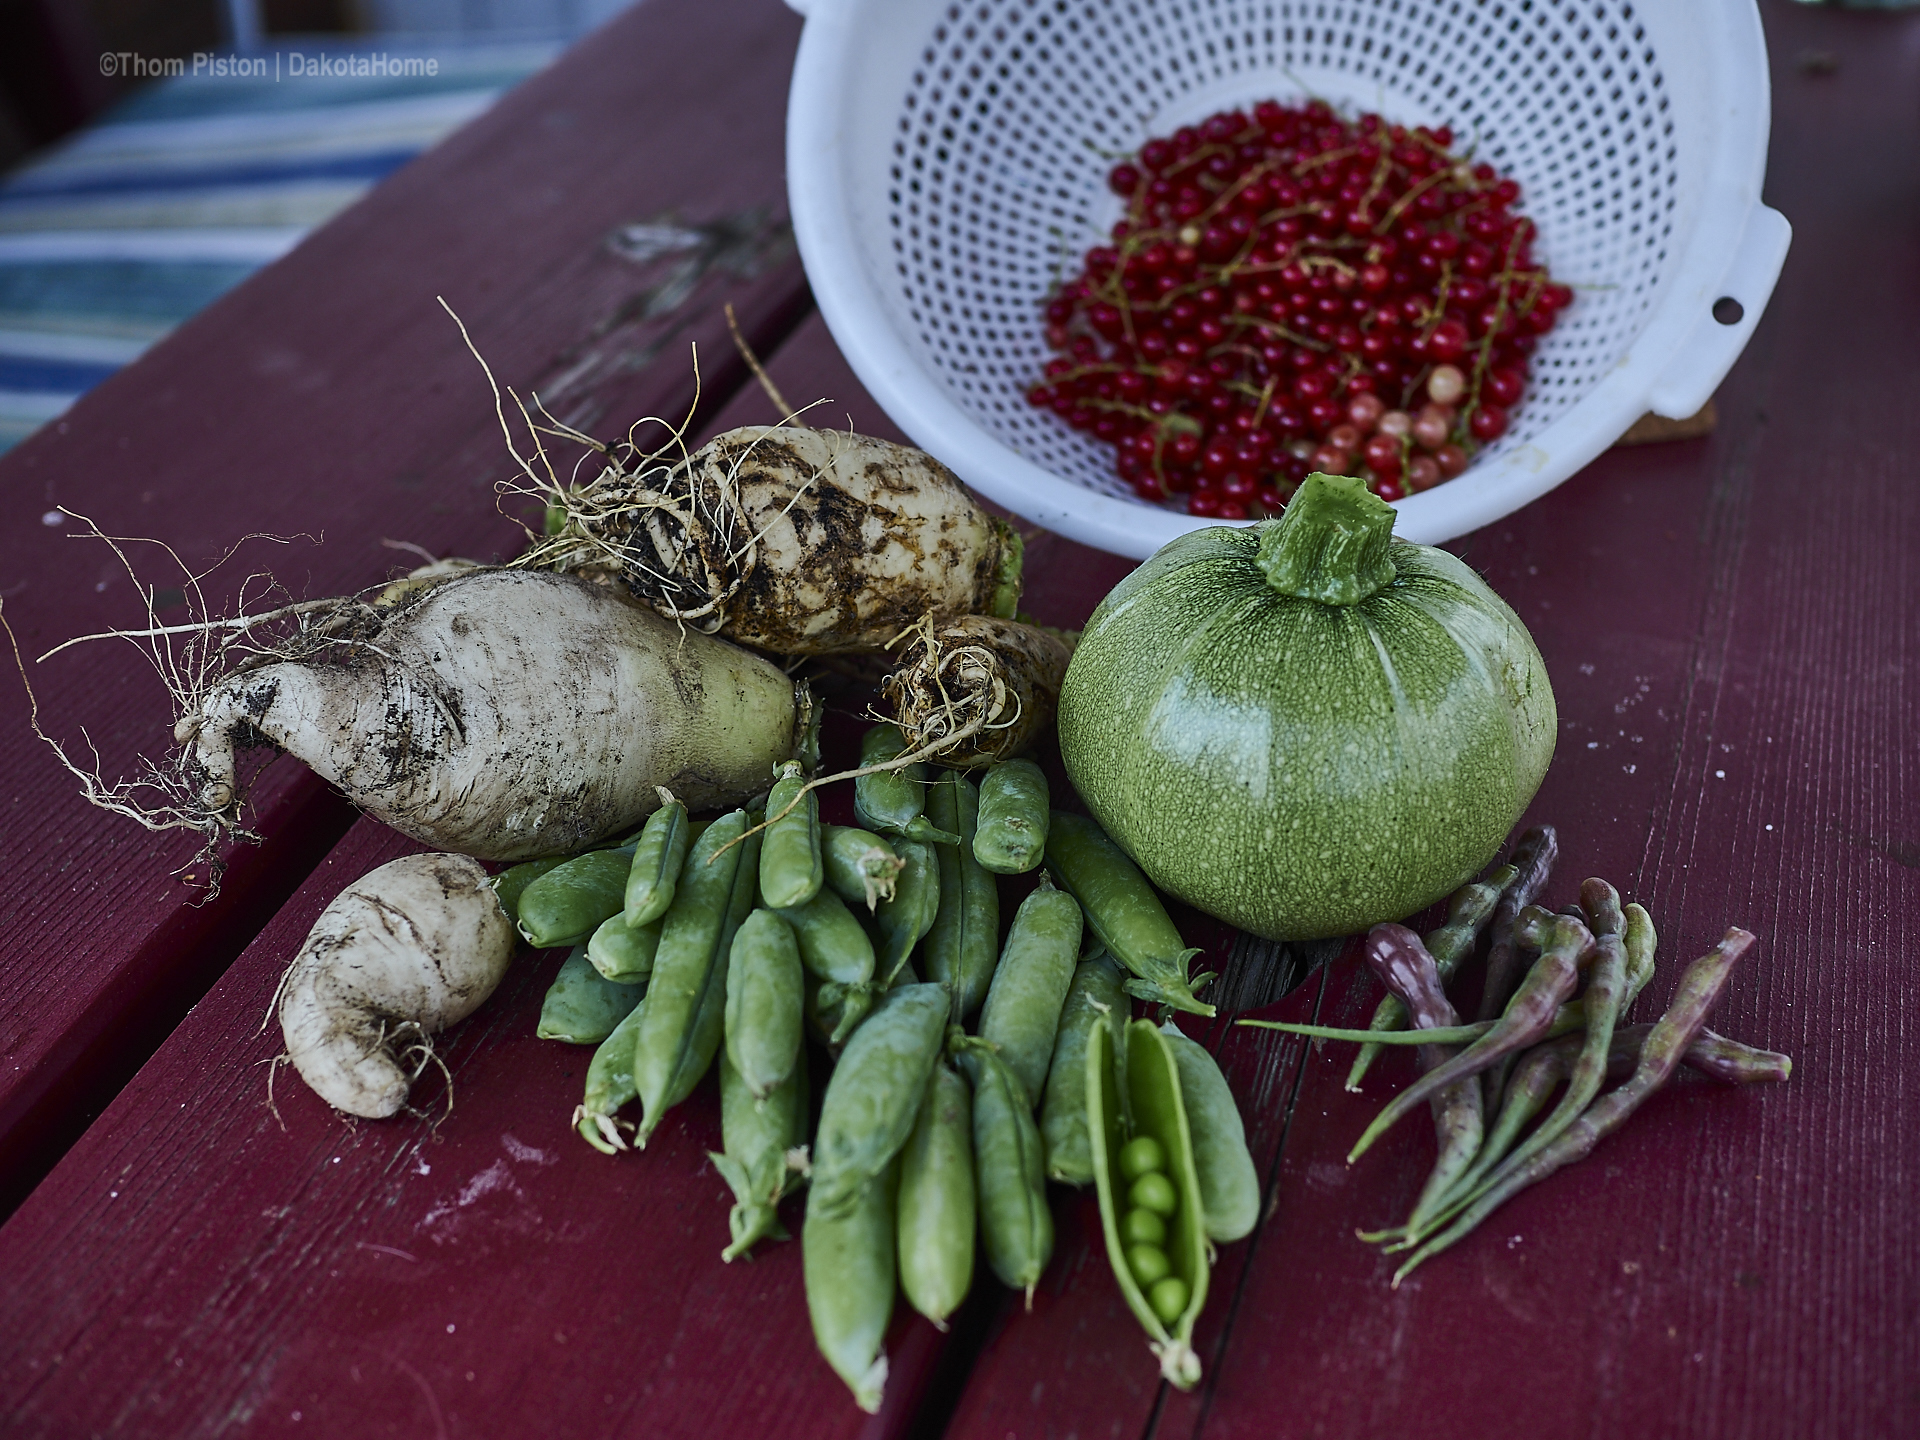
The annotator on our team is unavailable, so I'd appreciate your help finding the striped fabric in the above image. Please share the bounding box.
[0,42,559,452]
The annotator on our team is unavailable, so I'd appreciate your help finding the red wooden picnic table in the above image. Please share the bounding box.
[0,1,1914,1436]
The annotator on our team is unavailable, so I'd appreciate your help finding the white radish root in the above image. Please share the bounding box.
[176,568,798,860]
[528,425,1024,655]
[279,852,518,1119]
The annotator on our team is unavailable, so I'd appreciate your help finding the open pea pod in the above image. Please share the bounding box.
[1087,1017,1210,1390]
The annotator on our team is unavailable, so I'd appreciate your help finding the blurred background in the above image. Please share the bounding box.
[0,0,639,451]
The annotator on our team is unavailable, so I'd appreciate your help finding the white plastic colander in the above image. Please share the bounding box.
[784,0,1790,559]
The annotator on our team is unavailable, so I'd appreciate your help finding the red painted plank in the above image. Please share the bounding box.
[0,817,947,1440]
[0,0,810,1208]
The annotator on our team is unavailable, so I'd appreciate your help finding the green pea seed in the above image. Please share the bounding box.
[1129,1170,1177,1217]
[624,793,690,927]
[1120,1135,1168,1181]
[538,944,644,1045]
[760,762,823,910]
[1127,1243,1171,1287]
[1149,1275,1190,1327]
[973,758,1049,874]
[1120,1207,1166,1248]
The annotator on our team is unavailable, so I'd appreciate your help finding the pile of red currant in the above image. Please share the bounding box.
[1026,99,1572,518]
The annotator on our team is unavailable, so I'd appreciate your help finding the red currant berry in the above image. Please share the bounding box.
[1468,404,1509,441]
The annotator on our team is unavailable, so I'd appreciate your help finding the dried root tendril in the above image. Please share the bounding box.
[441,296,834,638]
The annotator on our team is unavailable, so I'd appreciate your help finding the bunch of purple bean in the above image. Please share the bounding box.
[1242,827,1792,1283]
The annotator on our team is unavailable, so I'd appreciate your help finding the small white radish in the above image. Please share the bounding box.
[279,852,518,1119]
[175,568,798,861]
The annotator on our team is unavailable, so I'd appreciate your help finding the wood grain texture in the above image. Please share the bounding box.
[0,0,810,1209]
[0,817,950,1440]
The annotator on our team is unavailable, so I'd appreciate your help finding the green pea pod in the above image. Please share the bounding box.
[896,1059,975,1327]
[1158,1021,1260,1243]
[809,982,950,1220]
[624,790,691,927]
[978,876,1083,1106]
[803,1160,898,1415]
[574,1000,648,1153]
[873,839,940,987]
[710,1047,809,1262]
[1041,954,1129,1184]
[923,773,1001,1023]
[494,855,568,919]
[1088,1018,1210,1389]
[725,909,804,1101]
[806,974,875,1051]
[778,887,876,988]
[822,825,906,911]
[853,723,962,844]
[539,944,645,1044]
[958,1037,1054,1305]
[1046,812,1212,1017]
[632,811,761,1147]
[974,759,1050,874]
[518,845,636,949]
[853,722,927,834]
[761,761,824,910]
[587,909,662,982]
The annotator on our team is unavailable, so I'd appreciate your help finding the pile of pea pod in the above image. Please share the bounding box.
[495,724,1262,1410]
[1244,825,1794,1284]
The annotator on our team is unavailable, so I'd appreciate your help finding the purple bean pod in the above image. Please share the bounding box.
[1474,826,1558,1024]
[1391,927,1758,1283]
[1346,865,1517,1092]
[1348,910,1593,1164]
[1361,924,1484,1235]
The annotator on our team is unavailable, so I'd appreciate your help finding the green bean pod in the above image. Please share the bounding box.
[872,839,940,987]
[923,772,1000,1023]
[493,855,568,919]
[809,982,950,1220]
[958,1037,1054,1304]
[973,758,1050,874]
[1157,1022,1260,1243]
[538,944,645,1044]
[516,844,636,949]
[1088,1017,1210,1389]
[624,791,691,927]
[1040,953,1128,1184]
[725,908,804,1101]
[978,876,1083,1106]
[574,1000,648,1153]
[822,825,906,911]
[711,1047,809,1262]
[803,1160,898,1415]
[806,975,875,1051]
[632,811,761,1147]
[587,909,662,982]
[896,1059,975,1328]
[1045,812,1212,1017]
[760,761,824,910]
